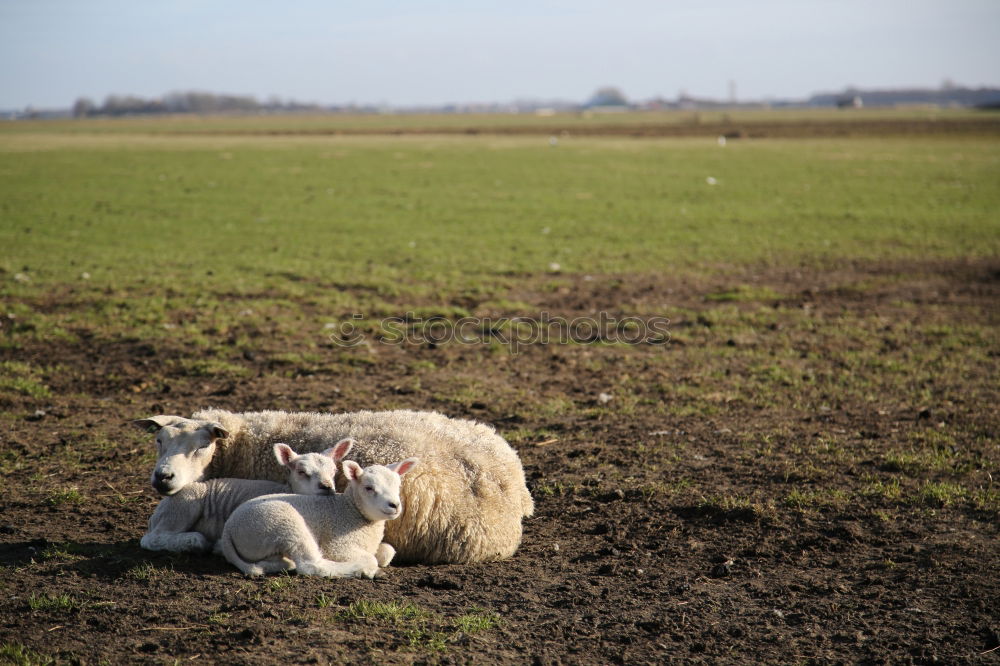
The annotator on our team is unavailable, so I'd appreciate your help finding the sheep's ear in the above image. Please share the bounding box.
[131,415,182,434]
[330,438,354,461]
[205,423,229,441]
[273,443,295,467]
[342,460,364,482]
[387,457,419,476]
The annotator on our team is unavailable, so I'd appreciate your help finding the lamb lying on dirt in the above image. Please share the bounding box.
[220,458,418,578]
[134,409,534,564]
[139,436,352,554]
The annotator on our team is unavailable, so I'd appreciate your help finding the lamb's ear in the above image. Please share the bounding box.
[204,423,229,441]
[273,443,295,467]
[330,438,354,461]
[131,415,183,434]
[342,460,364,482]
[387,457,419,476]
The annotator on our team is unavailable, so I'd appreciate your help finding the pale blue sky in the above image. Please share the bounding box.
[2,0,998,109]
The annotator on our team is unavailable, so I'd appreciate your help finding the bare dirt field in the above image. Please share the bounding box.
[1,258,998,664]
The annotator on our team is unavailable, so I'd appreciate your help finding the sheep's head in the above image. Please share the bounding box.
[274,438,353,496]
[343,458,419,522]
[133,415,229,495]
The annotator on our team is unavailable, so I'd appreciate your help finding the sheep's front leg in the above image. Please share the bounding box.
[141,497,210,553]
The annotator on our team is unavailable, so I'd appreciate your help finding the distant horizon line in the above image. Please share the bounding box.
[6,81,1000,114]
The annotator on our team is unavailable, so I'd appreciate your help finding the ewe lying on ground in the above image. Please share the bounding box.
[135,409,534,564]
[138,436,351,554]
[221,458,418,578]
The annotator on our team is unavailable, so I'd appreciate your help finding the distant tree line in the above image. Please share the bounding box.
[807,86,1000,109]
[72,92,323,117]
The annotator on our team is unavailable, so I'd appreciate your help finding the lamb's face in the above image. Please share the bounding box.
[356,467,404,521]
[275,444,336,495]
[343,458,419,522]
[274,438,353,496]
[134,416,227,496]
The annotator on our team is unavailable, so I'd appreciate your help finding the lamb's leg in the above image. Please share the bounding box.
[141,530,210,553]
[354,552,380,579]
[375,542,396,568]
[280,533,349,577]
[294,548,379,579]
[220,525,292,576]
[296,558,366,578]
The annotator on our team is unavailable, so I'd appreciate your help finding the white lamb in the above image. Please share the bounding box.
[139,439,352,554]
[133,409,534,564]
[220,458,418,578]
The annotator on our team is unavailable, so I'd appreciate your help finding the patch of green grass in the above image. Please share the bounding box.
[535,479,575,498]
[27,592,78,612]
[333,599,506,654]
[339,600,427,623]
[502,427,556,446]
[971,487,1000,515]
[407,627,449,652]
[914,481,967,507]
[0,450,25,476]
[175,358,251,378]
[0,642,55,666]
[0,376,51,399]
[39,543,85,561]
[862,476,903,501]
[453,608,502,634]
[44,487,84,506]
[124,561,170,581]
[639,478,694,499]
[268,574,295,591]
[782,487,850,511]
[696,494,778,523]
[0,361,51,399]
[706,284,785,302]
[533,396,575,418]
[206,611,230,626]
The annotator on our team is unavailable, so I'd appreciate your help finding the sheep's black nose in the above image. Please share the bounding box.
[152,471,174,493]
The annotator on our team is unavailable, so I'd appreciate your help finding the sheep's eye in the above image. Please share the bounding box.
[298,470,308,477]
[365,486,374,492]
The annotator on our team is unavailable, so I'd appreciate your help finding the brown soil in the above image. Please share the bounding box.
[1,259,998,664]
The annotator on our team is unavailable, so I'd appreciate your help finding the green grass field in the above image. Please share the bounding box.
[3,118,998,298]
